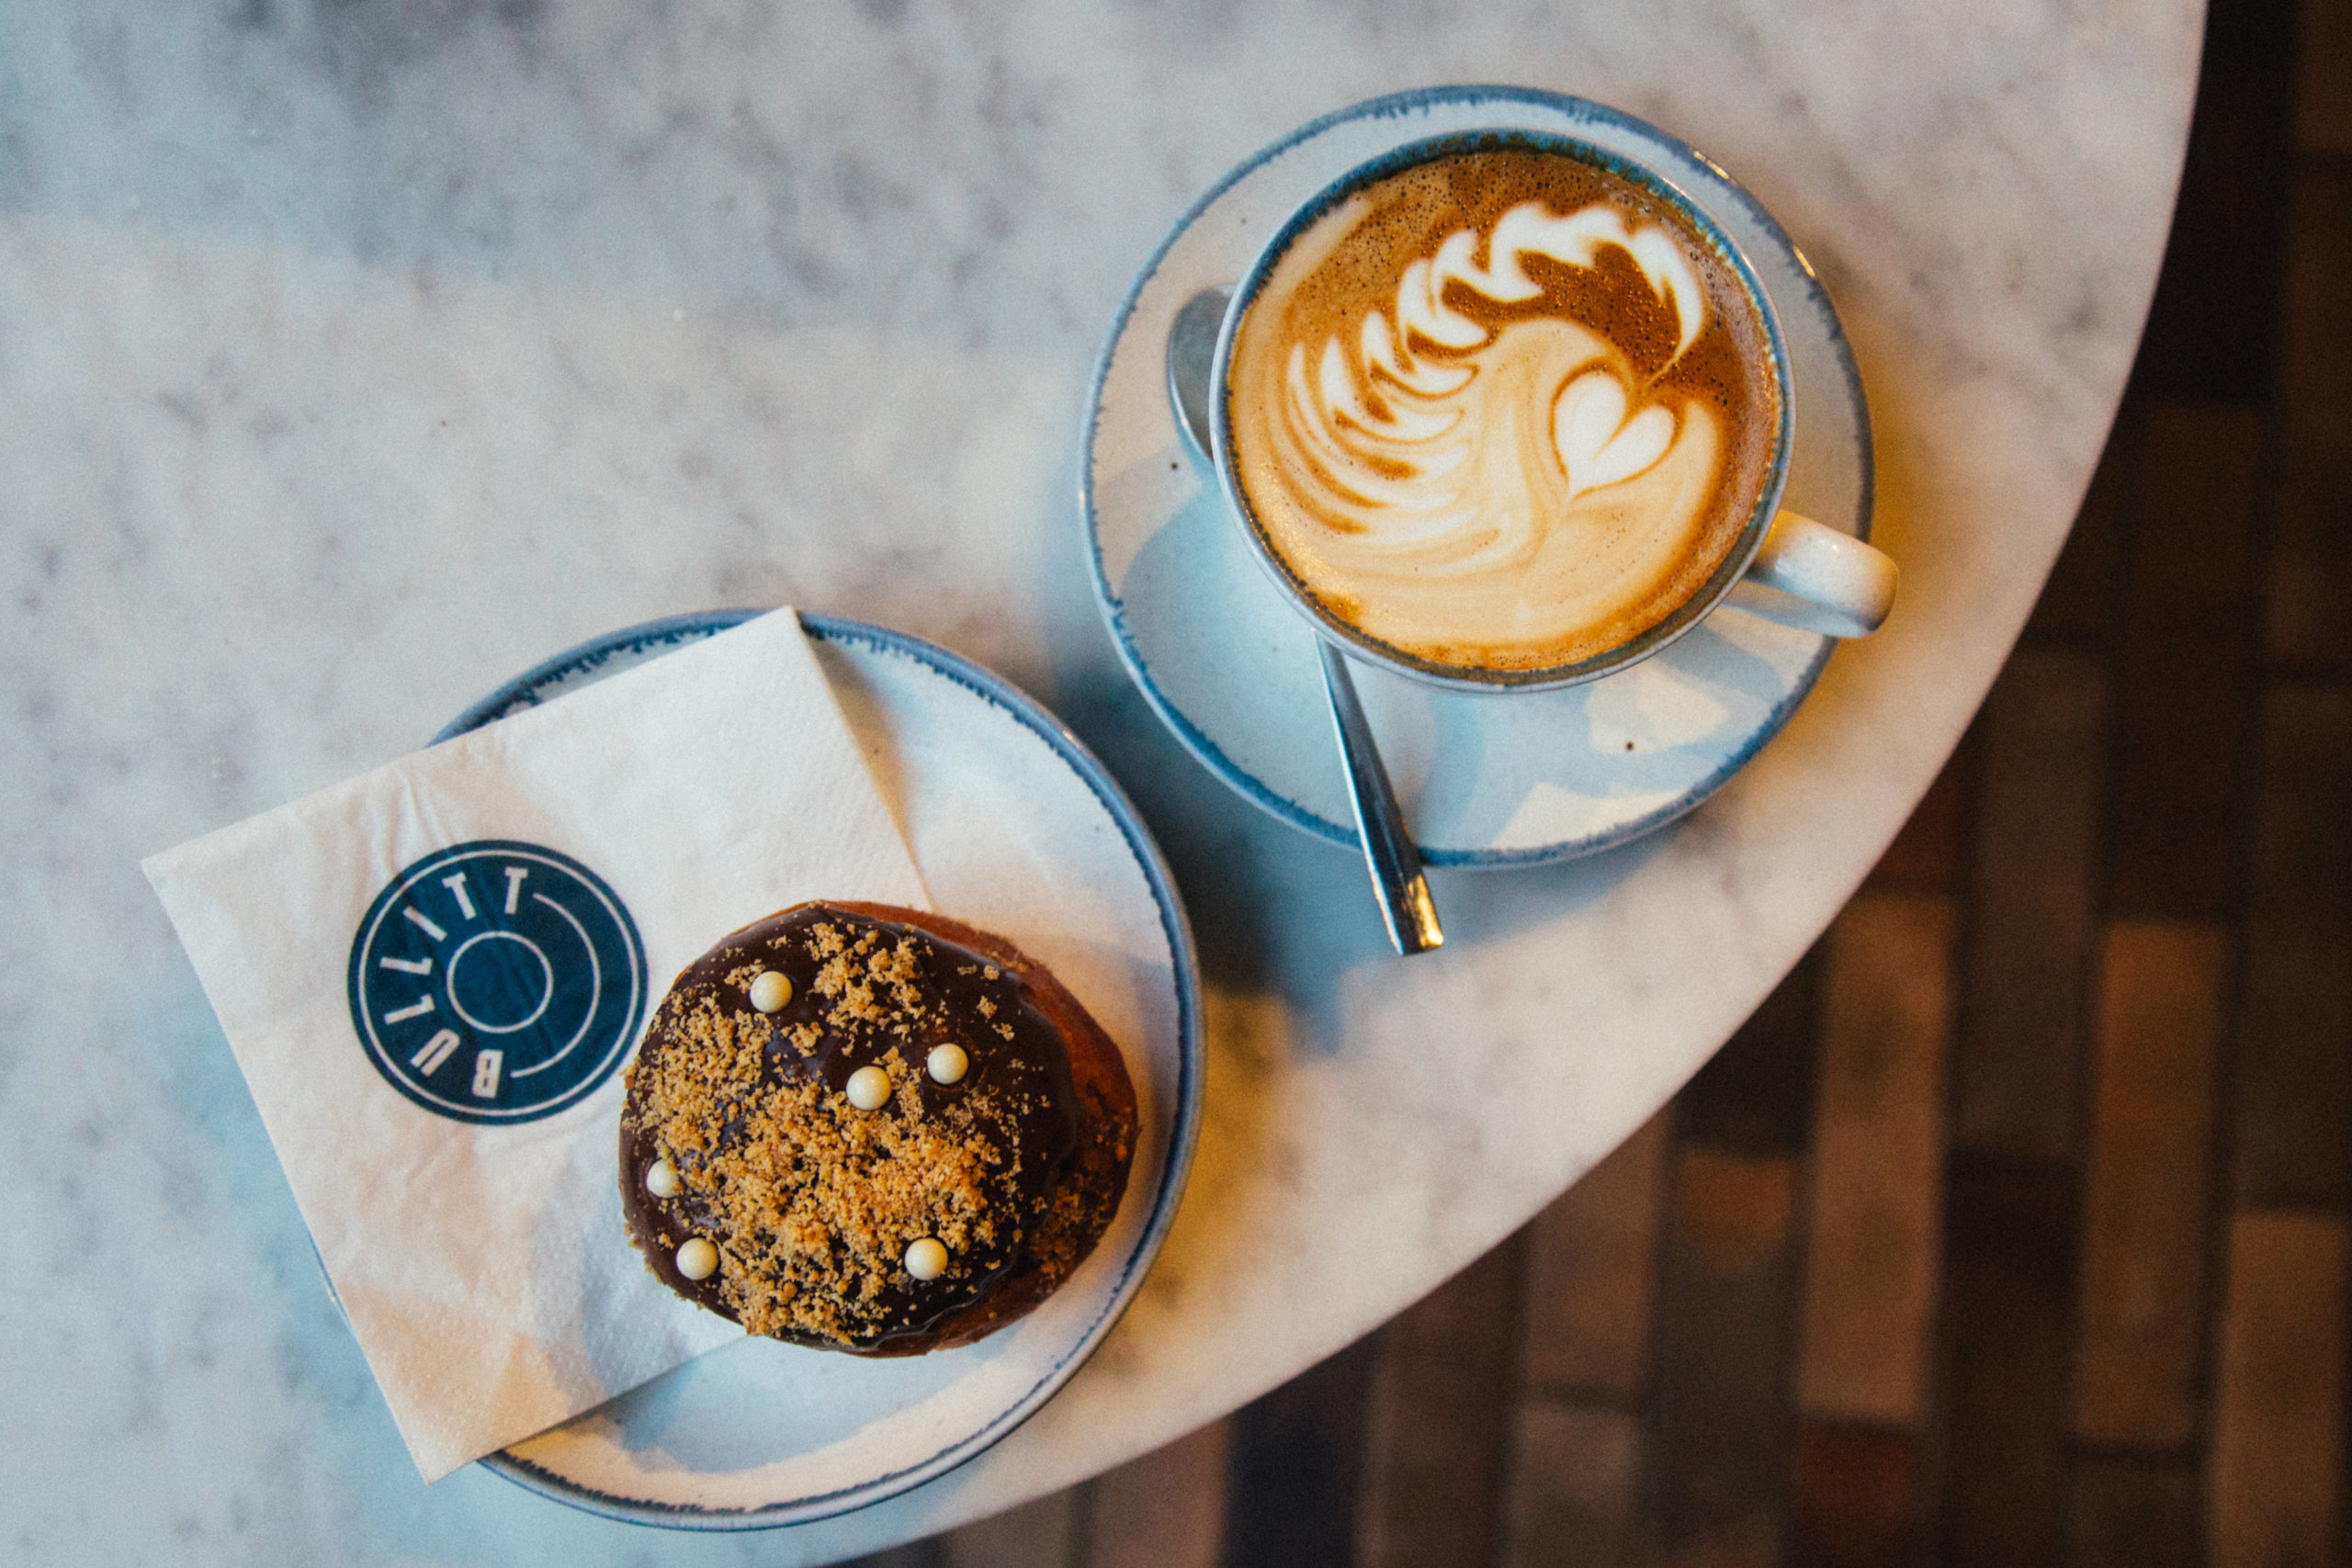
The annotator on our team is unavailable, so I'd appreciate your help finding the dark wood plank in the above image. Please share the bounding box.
[2067,1458,2200,1568]
[2107,403,2264,919]
[1500,1400,1642,1568]
[2073,920,2229,1450]
[2269,164,2352,672]
[2298,0,2352,153]
[2027,402,2135,649]
[2208,1210,2349,1568]
[1955,647,2109,1161]
[2235,686,2352,1207]
[1797,895,1951,1427]
[1642,1148,1801,1566]
[1935,1156,2076,1568]
[1676,945,1823,1158]
[1221,1336,1378,1568]
[2130,0,2300,404]
[1790,1421,1917,1568]
[1358,1242,1523,1568]
[1519,1112,1670,1402]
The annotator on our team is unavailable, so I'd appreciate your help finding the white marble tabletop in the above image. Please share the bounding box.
[0,2,2199,1562]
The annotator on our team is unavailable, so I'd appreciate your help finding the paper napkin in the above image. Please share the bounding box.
[142,609,933,1482]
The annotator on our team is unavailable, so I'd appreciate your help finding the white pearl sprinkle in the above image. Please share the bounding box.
[905,1238,948,1280]
[644,1158,682,1199]
[846,1065,892,1111]
[676,1237,718,1280]
[748,971,792,1013]
[926,1043,969,1085]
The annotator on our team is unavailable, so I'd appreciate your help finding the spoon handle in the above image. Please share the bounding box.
[1317,640,1443,954]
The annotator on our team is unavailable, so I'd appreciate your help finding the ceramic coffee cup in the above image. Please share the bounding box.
[1208,127,1895,692]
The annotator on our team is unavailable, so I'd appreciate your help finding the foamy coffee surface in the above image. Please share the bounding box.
[1227,148,1779,673]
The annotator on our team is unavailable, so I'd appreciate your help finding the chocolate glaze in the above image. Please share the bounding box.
[619,901,1136,1355]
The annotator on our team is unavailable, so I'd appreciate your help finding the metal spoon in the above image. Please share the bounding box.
[1167,287,1443,955]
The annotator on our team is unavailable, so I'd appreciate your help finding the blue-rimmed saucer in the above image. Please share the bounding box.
[1082,86,1873,866]
[428,611,1201,1529]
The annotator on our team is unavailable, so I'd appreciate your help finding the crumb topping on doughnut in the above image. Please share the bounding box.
[621,906,1088,1348]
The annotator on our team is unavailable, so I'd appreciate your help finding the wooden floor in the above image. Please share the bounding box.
[863,0,2350,1561]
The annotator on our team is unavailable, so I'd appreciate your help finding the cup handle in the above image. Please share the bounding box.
[1737,511,1897,637]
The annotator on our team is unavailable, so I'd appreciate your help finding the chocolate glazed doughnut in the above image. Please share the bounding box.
[619,902,1136,1356]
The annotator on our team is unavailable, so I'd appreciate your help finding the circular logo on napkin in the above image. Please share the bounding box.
[346,840,647,1124]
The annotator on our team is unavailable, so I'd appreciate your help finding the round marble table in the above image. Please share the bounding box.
[0,2,2199,1562]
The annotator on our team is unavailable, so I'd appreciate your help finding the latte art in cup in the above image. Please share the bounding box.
[1225,146,1782,674]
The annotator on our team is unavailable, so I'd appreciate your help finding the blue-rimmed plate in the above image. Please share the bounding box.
[435,611,1202,1529]
[1083,86,1873,866]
